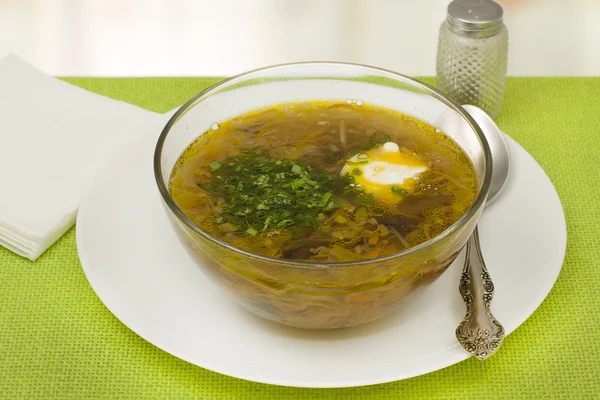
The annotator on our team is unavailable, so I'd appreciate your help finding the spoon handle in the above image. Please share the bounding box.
[456,226,505,360]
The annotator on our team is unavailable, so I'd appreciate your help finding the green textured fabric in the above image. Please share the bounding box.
[1,77,599,399]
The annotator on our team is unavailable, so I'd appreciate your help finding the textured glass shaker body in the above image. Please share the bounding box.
[436,19,508,119]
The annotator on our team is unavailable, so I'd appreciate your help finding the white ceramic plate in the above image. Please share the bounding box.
[76,128,566,388]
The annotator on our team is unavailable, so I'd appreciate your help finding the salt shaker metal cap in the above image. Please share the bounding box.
[447,0,504,37]
[436,0,509,119]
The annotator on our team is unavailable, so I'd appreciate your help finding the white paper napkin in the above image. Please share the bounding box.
[0,54,167,261]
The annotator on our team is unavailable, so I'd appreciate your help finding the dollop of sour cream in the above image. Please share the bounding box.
[340,142,428,203]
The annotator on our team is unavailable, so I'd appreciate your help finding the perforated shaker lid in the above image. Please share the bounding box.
[447,0,504,36]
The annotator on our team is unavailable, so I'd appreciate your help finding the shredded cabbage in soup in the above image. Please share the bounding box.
[169,101,477,262]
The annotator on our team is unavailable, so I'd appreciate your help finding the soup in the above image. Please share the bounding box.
[169,101,477,262]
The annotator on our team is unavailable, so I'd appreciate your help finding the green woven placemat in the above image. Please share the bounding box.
[1,77,599,399]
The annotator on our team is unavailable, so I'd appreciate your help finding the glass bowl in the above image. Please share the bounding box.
[154,62,492,329]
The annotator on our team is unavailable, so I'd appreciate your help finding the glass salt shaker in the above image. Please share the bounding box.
[436,0,508,119]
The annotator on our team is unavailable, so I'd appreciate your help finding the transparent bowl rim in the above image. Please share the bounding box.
[153,61,492,269]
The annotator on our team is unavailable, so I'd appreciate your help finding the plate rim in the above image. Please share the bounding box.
[76,132,567,388]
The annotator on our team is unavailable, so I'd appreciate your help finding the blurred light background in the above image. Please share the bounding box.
[0,0,598,76]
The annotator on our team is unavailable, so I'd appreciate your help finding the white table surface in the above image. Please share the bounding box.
[1,0,598,77]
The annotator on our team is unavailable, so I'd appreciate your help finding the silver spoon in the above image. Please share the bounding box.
[456,105,510,360]
[436,105,510,360]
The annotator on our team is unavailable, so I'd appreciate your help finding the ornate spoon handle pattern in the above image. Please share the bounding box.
[456,226,505,360]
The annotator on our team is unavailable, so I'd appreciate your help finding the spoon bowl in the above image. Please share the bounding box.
[463,105,510,205]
